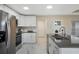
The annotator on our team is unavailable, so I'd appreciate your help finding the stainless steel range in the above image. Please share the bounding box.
[16,29,22,46]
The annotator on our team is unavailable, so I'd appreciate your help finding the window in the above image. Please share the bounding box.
[72,21,79,37]
[55,21,61,26]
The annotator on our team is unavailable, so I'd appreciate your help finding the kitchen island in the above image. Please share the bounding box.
[47,34,79,54]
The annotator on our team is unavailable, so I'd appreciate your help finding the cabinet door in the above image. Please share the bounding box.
[31,33,36,43]
[18,15,24,26]
[22,33,31,43]
[22,33,36,43]
[18,16,36,26]
[48,38,54,54]
[48,37,59,54]
[53,46,59,54]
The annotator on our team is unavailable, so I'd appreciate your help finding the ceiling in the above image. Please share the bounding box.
[6,4,79,15]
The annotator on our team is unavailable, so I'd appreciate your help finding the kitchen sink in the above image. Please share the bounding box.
[52,34,63,40]
[54,39,62,43]
[52,34,71,44]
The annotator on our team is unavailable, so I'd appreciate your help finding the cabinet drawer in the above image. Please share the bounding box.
[22,33,36,43]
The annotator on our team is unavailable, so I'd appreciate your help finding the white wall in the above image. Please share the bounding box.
[0,4,20,19]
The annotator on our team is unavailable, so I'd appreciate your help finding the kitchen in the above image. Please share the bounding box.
[0,4,79,54]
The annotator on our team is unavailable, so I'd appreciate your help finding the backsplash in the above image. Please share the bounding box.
[37,15,79,35]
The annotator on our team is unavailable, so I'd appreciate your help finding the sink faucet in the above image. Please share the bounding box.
[59,26,66,37]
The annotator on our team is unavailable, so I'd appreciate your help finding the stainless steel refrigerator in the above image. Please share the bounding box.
[0,10,16,54]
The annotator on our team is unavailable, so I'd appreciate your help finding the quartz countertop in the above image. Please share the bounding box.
[47,34,79,48]
[22,32,37,33]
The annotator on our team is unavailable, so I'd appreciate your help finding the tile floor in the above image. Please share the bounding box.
[16,43,47,54]
[16,43,36,54]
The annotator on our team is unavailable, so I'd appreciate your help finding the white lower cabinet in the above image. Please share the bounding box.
[48,38,54,54]
[59,48,79,54]
[53,46,59,54]
[48,37,59,54]
[22,33,36,43]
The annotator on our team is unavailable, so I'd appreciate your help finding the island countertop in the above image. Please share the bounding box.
[47,34,79,48]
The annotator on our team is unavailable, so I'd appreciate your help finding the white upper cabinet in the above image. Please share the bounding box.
[18,16,36,26]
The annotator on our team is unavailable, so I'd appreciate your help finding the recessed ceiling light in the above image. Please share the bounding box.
[46,5,53,9]
[23,6,29,10]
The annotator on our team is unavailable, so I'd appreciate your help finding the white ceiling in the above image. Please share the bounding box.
[7,4,79,15]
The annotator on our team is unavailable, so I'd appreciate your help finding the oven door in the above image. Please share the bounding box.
[16,34,21,46]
